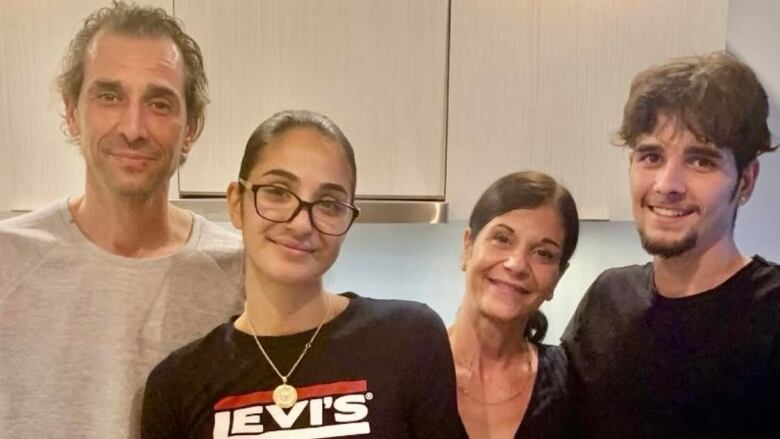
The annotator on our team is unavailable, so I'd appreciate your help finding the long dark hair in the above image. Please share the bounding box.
[468,171,579,343]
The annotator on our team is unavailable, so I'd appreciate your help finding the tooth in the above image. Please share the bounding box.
[653,207,686,217]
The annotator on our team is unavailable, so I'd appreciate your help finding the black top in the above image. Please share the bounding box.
[561,256,780,438]
[141,293,468,438]
[515,344,572,438]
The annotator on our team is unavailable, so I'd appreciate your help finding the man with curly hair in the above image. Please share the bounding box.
[563,52,780,438]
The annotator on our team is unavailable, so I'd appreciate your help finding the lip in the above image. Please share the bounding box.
[109,151,156,165]
[269,237,316,255]
[487,277,528,295]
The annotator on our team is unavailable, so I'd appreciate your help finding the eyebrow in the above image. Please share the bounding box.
[262,169,299,181]
[87,79,123,94]
[318,182,349,197]
[143,84,180,102]
[685,145,724,159]
[493,223,561,249]
[261,169,349,196]
[86,79,180,102]
[633,143,662,154]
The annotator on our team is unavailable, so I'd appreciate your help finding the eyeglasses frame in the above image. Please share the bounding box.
[237,178,360,236]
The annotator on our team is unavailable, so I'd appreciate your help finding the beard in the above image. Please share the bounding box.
[638,227,698,259]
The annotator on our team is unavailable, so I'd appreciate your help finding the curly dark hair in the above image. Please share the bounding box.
[618,51,776,174]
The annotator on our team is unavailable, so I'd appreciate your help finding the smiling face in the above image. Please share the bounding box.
[65,31,194,198]
[629,113,757,259]
[462,206,565,323]
[228,127,354,286]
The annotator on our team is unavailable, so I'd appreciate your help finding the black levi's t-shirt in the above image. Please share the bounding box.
[141,293,467,439]
[562,256,780,439]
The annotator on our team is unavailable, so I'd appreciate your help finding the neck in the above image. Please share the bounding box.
[238,265,330,336]
[70,181,191,258]
[449,297,531,373]
[653,235,750,297]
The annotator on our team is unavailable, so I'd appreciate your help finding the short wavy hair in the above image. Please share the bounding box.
[57,0,208,142]
[618,51,775,174]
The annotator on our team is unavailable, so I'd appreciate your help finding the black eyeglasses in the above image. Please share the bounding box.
[238,179,360,236]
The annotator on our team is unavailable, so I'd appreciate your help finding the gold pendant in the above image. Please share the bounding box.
[273,383,298,408]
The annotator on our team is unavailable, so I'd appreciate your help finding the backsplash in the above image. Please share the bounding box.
[219,220,651,343]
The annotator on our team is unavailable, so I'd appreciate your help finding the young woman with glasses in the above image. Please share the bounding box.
[141,110,467,438]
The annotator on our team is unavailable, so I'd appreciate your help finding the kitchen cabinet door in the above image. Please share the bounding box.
[446,0,728,220]
[175,0,449,199]
[0,0,172,212]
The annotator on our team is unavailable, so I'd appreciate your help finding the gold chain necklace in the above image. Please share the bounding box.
[246,295,332,409]
[457,345,535,406]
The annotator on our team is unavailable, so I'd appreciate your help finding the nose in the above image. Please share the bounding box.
[285,203,315,235]
[654,160,687,198]
[118,101,149,145]
[503,251,530,277]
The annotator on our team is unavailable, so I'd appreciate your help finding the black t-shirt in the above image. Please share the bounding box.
[514,344,572,438]
[141,293,467,438]
[561,256,780,438]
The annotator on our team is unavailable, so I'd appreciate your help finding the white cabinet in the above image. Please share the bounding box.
[175,0,449,199]
[0,0,172,212]
[446,0,729,220]
[1,0,732,219]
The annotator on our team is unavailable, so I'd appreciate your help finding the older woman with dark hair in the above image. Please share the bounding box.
[448,171,579,438]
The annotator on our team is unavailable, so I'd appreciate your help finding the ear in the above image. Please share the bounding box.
[461,227,474,271]
[737,159,760,205]
[226,181,244,230]
[65,98,80,138]
[182,121,198,155]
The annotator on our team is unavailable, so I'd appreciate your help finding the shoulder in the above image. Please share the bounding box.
[750,256,780,282]
[580,263,654,306]
[590,263,652,290]
[192,215,243,254]
[745,256,780,301]
[535,344,568,382]
[188,215,244,284]
[0,201,71,287]
[339,295,450,355]
[537,343,567,365]
[0,200,69,242]
[536,344,569,390]
[562,264,653,346]
[349,295,445,329]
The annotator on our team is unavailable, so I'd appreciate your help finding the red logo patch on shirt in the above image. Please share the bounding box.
[213,380,372,438]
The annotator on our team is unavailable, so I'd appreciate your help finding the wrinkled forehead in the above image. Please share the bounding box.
[83,30,184,86]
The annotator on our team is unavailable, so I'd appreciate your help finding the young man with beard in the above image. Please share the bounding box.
[0,3,243,437]
[562,52,780,438]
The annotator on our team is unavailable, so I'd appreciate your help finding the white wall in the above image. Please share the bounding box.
[728,0,780,263]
